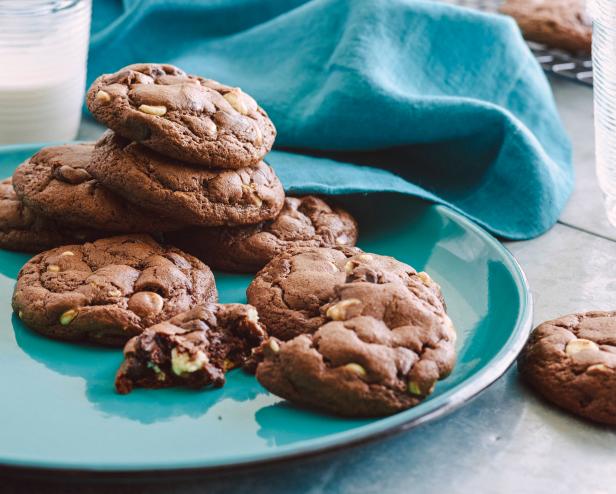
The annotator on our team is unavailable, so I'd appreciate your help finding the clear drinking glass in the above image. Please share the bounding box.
[0,0,92,144]
[591,0,616,226]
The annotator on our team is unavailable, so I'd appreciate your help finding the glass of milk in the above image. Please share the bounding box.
[591,0,616,226]
[0,0,92,145]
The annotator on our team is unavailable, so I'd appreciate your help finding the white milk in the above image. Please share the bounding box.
[0,0,91,144]
[590,0,616,226]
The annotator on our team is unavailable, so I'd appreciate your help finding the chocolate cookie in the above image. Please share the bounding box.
[167,196,359,272]
[0,178,104,252]
[86,63,276,168]
[250,248,456,417]
[518,311,616,425]
[115,303,267,394]
[12,143,181,233]
[89,131,285,227]
[500,0,592,53]
[247,247,446,341]
[12,235,218,346]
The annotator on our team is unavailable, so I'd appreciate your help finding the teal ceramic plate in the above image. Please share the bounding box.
[0,144,532,477]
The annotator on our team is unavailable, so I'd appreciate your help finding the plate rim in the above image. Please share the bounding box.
[0,178,533,477]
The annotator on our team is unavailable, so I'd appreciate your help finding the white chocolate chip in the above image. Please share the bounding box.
[326,298,362,321]
[95,90,111,103]
[171,348,208,376]
[565,338,599,356]
[587,363,611,372]
[138,104,167,116]
[327,261,339,273]
[253,122,263,145]
[444,315,457,342]
[59,309,78,326]
[147,361,162,374]
[47,264,60,273]
[246,306,259,323]
[408,381,422,395]
[127,291,164,317]
[224,90,249,115]
[108,289,122,297]
[357,254,373,262]
[204,118,217,135]
[269,339,280,353]
[60,251,75,257]
[336,234,349,245]
[147,361,167,381]
[344,260,357,274]
[18,310,23,319]
[242,184,263,207]
[417,271,433,286]
[344,363,367,377]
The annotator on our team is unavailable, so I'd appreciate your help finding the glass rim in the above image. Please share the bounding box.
[0,0,87,16]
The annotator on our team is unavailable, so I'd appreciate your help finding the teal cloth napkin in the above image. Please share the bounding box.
[89,0,573,240]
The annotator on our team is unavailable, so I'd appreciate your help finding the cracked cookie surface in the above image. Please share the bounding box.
[518,311,616,425]
[86,63,276,168]
[12,143,181,232]
[89,131,284,227]
[500,0,591,53]
[247,247,445,341]
[116,303,267,394]
[12,235,218,346]
[249,247,456,416]
[0,178,104,252]
[167,196,358,272]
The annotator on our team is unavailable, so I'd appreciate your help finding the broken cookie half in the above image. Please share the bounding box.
[115,303,267,394]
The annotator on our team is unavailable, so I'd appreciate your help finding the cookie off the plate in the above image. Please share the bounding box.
[518,311,616,425]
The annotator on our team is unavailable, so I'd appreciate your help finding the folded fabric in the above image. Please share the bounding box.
[89,0,573,239]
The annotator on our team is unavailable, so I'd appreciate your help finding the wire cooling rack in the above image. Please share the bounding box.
[440,0,593,86]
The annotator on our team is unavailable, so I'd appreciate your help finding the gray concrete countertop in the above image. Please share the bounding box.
[2,78,613,494]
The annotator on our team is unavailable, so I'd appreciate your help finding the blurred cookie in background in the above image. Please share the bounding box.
[500,0,592,53]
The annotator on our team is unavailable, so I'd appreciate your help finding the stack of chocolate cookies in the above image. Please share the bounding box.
[84,63,290,255]
[7,63,458,418]
[2,63,359,273]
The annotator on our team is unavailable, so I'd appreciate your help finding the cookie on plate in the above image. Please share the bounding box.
[115,303,267,394]
[167,196,358,272]
[500,0,592,53]
[518,311,616,425]
[250,247,456,417]
[86,63,276,168]
[89,131,285,227]
[0,178,104,252]
[247,247,445,341]
[12,143,181,233]
[12,235,218,346]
